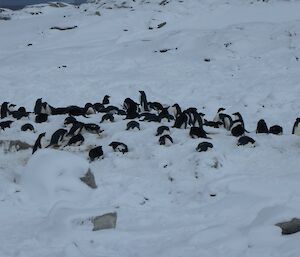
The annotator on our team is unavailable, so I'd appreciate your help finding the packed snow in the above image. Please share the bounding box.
[1,0,300,256]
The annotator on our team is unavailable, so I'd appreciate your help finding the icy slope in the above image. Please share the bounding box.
[1,1,300,257]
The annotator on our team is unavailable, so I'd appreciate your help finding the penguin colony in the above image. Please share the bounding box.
[0,91,297,161]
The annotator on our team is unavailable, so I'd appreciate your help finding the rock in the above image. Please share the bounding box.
[92,212,117,231]
[0,140,32,153]
[50,26,78,31]
[80,169,97,189]
[94,11,101,16]
[276,218,300,235]
[48,2,68,8]
[157,22,167,29]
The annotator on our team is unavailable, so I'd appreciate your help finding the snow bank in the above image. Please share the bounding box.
[21,149,91,209]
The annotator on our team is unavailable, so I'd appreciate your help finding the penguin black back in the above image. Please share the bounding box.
[32,132,46,154]
[237,136,256,146]
[196,142,213,152]
[256,119,268,134]
[89,146,103,161]
[21,123,34,132]
[156,126,170,136]
[109,141,128,154]
[269,125,283,135]
[292,118,300,135]
[126,121,140,130]
[66,133,85,146]
[189,126,209,139]
[47,129,68,147]
[159,135,173,145]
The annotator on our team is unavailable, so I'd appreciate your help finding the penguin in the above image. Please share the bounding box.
[89,146,103,161]
[237,136,256,146]
[32,132,46,154]
[123,98,139,119]
[269,125,283,135]
[148,102,164,112]
[64,116,77,126]
[67,122,84,136]
[34,98,42,114]
[196,142,213,152]
[173,112,188,129]
[84,123,103,135]
[139,91,149,112]
[93,102,104,112]
[159,135,173,146]
[68,106,87,117]
[84,103,95,115]
[292,118,300,136]
[158,107,174,122]
[203,120,222,128]
[100,113,114,123]
[47,129,68,148]
[232,112,249,132]
[230,122,245,137]
[126,121,140,130]
[218,113,233,131]
[21,123,35,132]
[189,126,210,139]
[109,141,128,154]
[66,133,85,146]
[102,95,110,105]
[213,108,226,123]
[0,120,13,130]
[50,106,69,115]
[171,103,182,118]
[140,113,161,122]
[1,102,9,119]
[35,113,48,123]
[99,105,120,114]
[41,102,52,115]
[256,119,269,134]
[156,126,170,136]
[11,107,30,120]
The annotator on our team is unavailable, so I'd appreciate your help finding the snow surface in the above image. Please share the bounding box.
[1,0,300,256]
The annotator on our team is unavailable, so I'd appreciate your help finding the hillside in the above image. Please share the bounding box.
[1,1,300,256]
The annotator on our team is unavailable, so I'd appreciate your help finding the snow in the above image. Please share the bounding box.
[1,0,300,256]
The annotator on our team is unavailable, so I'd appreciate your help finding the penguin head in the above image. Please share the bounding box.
[218,107,226,112]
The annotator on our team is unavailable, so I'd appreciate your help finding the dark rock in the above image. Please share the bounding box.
[80,169,97,189]
[276,218,300,235]
[92,212,117,231]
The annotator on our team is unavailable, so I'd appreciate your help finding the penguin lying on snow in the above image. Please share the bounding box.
[140,113,161,122]
[101,113,114,123]
[156,126,170,136]
[64,116,77,126]
[21,123,35,132]
[35,113,48,123]
[126,121,140,130]
[89,146,103,161]
[237,136,256,146]
[196,142,213,152]
[109,142,128,154]
[159,135,173,146]
[66,133,85,146]
[0,120,14,130]
[269,125,283,135]
[84,123,103,135]
[189,126,210,139]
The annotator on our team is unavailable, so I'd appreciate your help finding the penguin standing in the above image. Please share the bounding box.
[34,98,42,114]
[219,113,233,131]
[1,102,9,119]
[102,95,110,105]
[139,91,149,112]
[256,119,269,134]
[32,132,46,154]
[292,118,300,136]
[213,108,225,123]
[232,112,249,132]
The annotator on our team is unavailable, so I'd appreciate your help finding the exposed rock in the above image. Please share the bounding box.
[0,15,11,21]
[0,140,32,153]
[50,26,78,31]
[157,22,166,29]
[80,168,97,189]
[48,2,68,8]
[276,218,300,235]
[92,212,117,231]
